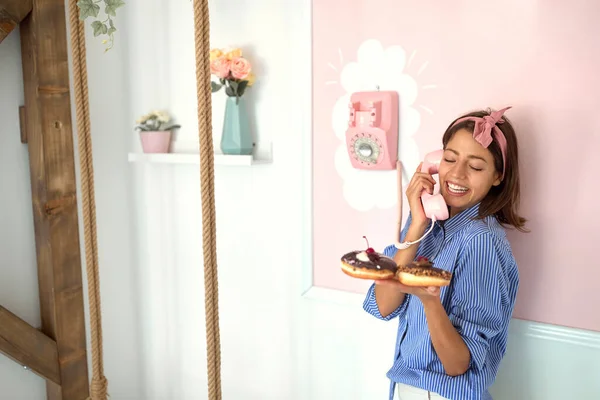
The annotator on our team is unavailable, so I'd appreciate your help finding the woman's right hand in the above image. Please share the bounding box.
[406,162,436,229]
[375,278,440,299]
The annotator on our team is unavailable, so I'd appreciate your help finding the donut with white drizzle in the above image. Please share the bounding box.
[340,236,397,280]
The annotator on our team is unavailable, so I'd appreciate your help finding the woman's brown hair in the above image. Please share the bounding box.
[442,109,528,232]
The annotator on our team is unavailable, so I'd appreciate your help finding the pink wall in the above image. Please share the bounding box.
[312,0,600,332]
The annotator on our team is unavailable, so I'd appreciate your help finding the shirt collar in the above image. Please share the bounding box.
[438,202,481,239]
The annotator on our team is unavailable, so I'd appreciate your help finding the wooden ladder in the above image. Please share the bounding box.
[0,0,90,399]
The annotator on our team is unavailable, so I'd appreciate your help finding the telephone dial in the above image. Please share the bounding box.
[345,90,399,170]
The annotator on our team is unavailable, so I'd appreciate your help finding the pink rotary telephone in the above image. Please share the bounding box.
[394,150,449,250]
[346,90,399,170]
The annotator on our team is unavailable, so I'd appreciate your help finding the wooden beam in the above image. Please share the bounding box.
[0,305,60,385]
[0,0,32,44]
[19,0,90,398]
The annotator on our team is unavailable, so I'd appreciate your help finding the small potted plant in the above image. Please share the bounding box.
[135,110,181,153]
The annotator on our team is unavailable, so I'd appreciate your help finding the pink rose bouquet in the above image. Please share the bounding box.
[210,47,256,101]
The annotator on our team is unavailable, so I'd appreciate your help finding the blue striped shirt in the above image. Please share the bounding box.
[363,203,519,400]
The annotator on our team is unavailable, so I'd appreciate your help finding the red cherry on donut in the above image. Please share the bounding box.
[416,256,429,262]
[362,236,375,253]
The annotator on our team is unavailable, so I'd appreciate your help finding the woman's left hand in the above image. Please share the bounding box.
[375,278,441,301]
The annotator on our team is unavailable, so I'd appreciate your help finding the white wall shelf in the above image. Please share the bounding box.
[129,141,272,166]
[128,152,271,166]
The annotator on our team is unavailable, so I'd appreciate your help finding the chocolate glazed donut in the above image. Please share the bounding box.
[340,236,397,280]
[396,256,452,287]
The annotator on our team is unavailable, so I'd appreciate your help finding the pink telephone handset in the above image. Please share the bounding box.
[395,150,449,250]
[419,150,449,222]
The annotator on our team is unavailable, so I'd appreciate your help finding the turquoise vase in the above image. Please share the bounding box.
[220,96,253,155]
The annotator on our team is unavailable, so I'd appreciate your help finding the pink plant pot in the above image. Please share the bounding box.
[139,130,172,153]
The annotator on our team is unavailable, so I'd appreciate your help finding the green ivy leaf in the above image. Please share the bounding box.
[77,0,100,20]
[105,0,126,17]
[107,18,116,35]
[91,21,105,37]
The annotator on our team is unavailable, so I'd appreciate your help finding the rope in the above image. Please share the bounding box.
[67,0,108,398]
[64,1,221,399]
[193,0,222,399]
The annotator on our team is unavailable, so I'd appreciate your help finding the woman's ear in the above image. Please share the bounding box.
[492,173,502,187]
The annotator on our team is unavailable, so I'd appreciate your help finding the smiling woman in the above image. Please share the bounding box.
[441,108,528,229]
[363,106,527,400]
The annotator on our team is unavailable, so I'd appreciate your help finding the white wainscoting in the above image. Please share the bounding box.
[301,286,600,399]
[491,318,600,399]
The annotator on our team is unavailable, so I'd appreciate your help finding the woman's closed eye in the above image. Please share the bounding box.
[444,157,483,171]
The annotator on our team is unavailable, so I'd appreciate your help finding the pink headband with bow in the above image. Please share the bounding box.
[450,106,511,177]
